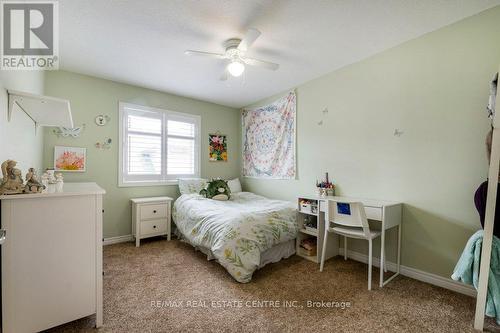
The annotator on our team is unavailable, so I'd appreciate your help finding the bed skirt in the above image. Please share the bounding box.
[175,229,296,269]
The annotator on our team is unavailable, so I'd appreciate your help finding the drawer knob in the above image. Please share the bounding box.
[153,210,157,213]
[153,225,156,229]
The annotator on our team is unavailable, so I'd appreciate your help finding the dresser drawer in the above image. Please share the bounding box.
[364,206,382,221]
[140,219,167,235]
[140,203,168,220]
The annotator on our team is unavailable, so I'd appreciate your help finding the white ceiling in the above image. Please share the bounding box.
[59,0,500,108]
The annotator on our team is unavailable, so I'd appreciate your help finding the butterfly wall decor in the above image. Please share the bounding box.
[53,124,86,138]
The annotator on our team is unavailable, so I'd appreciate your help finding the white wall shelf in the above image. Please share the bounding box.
[7,90,73,134]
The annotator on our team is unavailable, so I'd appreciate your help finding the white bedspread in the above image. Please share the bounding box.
[173,192,297,282]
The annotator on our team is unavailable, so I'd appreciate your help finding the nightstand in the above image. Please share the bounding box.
[131,196,173,247]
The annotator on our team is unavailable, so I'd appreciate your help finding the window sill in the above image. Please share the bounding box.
[118,180,179,188]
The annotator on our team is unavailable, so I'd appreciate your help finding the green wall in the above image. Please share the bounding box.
[43,71,239,238]
[41,6,500,278]
[241,7,500,278]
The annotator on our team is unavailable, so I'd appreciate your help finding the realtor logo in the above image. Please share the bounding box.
[1,0,58,70]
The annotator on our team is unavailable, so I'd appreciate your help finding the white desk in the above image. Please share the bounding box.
[319,196,402,287]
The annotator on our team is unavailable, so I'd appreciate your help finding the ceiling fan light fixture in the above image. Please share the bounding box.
[185,28,278,80]
[227,60,245,77]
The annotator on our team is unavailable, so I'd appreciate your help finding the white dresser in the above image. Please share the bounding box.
[0,182,105,333]
[131,196,172,247]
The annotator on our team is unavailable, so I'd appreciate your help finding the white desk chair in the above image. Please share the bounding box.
[320,201,385,290]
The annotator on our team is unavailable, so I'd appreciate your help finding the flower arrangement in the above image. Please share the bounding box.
[316,172,335,197]
[209,134,227,161]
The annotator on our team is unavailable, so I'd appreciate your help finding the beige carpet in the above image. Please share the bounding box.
[44,238,499,333]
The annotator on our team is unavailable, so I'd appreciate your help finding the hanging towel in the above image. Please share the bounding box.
[487,72,498,121]
[451,230,500,324]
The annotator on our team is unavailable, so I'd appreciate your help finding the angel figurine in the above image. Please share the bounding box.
[55,173,64,192]
[0,160,24,195]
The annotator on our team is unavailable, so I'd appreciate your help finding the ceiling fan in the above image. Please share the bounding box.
[185,28,279,80]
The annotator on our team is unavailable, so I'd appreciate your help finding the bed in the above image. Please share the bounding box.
[172,188,297,283]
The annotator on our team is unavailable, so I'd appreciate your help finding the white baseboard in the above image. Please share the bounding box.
[103,234,134,246]
[338,248,477,298]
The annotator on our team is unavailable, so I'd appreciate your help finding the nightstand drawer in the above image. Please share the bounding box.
[140,219,167,235]
[140,203,167,220]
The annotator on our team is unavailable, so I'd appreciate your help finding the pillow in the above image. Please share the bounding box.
[200,179,231,201]
[227,178,242,193]
[178,178,207,195]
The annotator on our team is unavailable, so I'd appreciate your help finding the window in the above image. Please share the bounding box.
[119,102,200,186]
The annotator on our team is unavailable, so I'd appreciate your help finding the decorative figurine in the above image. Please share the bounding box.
[55,173,64,192]
[55,173,63,182]
[41,172,49,193]
[0,160,25,195]
[24,168,45,193]
[44,168,57,184]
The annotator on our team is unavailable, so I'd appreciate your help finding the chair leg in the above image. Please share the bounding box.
[344,236,347,260]
[368,239,373,291]
[320,230,329,272]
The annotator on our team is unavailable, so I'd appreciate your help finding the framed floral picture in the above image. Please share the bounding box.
[209,134,227,162]
[54,146,86,172]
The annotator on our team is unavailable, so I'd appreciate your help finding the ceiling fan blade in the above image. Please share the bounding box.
[220,70,228,81]
[243,57,279,71]
[237,28,261,52]
[184,50,226,59]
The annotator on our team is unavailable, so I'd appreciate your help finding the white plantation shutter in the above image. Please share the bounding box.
[128,133,162,175]
[127,114,162,175]
[167,120,196,176]
[119,103,200,186]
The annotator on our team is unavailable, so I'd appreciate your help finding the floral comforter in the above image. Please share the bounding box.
[173,192,297,282]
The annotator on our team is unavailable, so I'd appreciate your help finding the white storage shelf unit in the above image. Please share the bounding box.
[296,197,338,263]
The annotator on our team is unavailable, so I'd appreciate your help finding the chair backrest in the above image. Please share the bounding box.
[330,201,371,238]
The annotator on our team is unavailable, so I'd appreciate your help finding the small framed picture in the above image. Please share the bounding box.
[54,146,86,172]
[209,134,227,162]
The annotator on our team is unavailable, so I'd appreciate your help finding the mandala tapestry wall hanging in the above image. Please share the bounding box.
[242,91,296,179]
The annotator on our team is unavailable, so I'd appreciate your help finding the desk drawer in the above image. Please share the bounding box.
[140,219,167,235]
[365,206,382,221]
[140,203,167,220]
